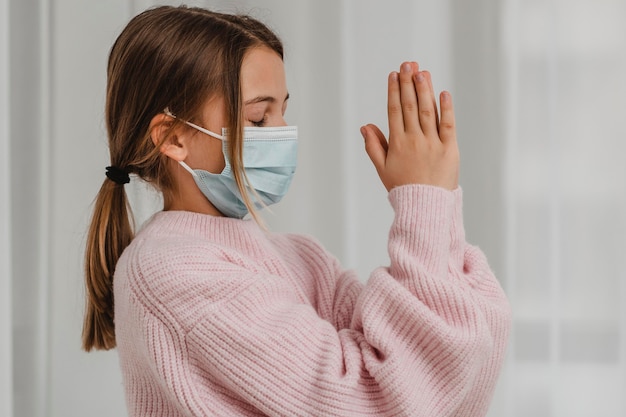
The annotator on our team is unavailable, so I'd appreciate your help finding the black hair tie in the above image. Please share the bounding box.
[105,166,130,185]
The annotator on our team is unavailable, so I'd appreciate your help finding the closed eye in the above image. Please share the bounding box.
[251,115,267,127]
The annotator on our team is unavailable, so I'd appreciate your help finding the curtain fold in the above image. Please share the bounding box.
[1,0,14,414]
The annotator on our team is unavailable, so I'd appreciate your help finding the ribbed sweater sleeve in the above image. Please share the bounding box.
[115,184,510,417]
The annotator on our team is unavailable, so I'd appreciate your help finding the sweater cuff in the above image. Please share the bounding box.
[388,184,459,226]
[387,185,463,273]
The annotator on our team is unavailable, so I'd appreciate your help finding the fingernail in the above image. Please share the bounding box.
[416,72,425,83]
[360,126,367,139]
[402,62,412,73]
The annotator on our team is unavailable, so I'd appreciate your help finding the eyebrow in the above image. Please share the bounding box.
[244,93,290,105]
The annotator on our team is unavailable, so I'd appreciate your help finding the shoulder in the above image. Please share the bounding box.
[121,210,276,276]
[114,220,261,332]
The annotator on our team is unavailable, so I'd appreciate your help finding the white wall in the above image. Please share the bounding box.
[47,2,130,415]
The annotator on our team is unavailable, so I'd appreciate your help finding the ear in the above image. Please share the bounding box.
[150,113,188,162]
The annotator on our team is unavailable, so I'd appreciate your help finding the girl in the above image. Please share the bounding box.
[83,5,510,417]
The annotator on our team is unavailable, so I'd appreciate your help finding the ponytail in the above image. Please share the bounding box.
[82,178,134,351]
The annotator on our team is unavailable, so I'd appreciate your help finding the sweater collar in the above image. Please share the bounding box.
[141,210,267,244]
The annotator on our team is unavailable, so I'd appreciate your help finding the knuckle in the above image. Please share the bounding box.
[440,121,455,130]
[419,108,434,118]
[401,101,417,112]
[388,103,403,114]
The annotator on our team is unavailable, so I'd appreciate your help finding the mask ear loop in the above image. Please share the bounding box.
[178,161,198,178]
[163,107,225,141]
[163,108,225,178]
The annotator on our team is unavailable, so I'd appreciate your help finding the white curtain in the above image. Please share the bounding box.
[498,0,626,415]
[1,0,14,415]
[3,0,625,416]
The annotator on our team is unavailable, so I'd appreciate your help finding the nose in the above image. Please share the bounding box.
[276,115,288,127]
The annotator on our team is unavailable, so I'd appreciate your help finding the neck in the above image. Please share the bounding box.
[163,170,224,217]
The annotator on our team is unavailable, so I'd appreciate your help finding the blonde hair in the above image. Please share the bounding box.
[82,5,284,351]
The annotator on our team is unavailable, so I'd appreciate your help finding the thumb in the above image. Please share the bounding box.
[361,124,387,176]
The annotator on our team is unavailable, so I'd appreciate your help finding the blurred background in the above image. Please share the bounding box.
[1,0,625,416]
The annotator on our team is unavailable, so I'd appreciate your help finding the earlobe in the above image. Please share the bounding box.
[149,113,188,162]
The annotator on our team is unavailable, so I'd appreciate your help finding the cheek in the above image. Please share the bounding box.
[187,137,226,174]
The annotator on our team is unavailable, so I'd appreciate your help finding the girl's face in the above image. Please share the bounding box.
[164,46,289,215]
[185,46,289,176]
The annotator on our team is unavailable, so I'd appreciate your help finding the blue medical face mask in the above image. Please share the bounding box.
[165,109,298,218]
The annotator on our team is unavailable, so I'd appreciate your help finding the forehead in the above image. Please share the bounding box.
[240,46,287,99]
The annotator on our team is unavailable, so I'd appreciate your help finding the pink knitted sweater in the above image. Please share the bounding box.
[114,185,510,416]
